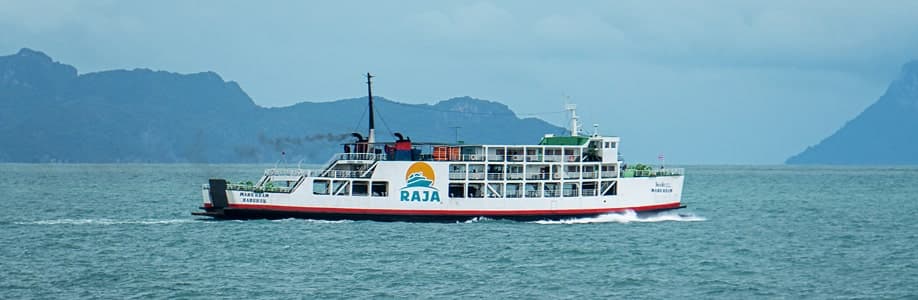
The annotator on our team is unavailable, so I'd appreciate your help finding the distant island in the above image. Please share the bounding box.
[787,61,918,165]
[0,48,565,163]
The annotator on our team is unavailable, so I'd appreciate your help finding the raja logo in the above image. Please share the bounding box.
[400,162,441,202]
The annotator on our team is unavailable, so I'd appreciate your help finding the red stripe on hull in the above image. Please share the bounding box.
[224,202,682,216]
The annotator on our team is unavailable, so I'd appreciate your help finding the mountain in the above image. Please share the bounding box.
[0,48,565,163]
[786,61,918,165]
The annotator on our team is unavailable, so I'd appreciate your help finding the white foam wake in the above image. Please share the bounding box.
[14,218,194,225]
[462,216,498,223]
[532,210,706,225]
[270,218,353,224]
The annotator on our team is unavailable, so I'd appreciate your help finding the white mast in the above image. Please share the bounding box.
[565,103,580,137]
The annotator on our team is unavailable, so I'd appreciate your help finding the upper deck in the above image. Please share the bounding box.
[338,134,622,164]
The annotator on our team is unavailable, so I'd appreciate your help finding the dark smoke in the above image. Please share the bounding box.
[257,132,352,152]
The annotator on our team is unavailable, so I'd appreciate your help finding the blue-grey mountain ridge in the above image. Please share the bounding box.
[0,48,564,163]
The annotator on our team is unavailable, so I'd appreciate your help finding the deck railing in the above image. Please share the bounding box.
[226,183,293,193]
[468,173,485,180]
[263,168,371,179]
[335,153,386,161]
[543,155,563,162]
[622,168,685,178]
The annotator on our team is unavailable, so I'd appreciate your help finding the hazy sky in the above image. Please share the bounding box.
[2,0,917,164]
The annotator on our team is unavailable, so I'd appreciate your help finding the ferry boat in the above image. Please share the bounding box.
[193,74,685,222]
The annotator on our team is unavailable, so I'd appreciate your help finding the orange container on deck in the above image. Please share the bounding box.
[433,146,448,161]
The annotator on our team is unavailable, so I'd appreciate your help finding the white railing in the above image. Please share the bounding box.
[526,173,550,180]
[225,183,293,193]
[624,168,685,177]
[264,168,310,176]
[335,153,386,161]
[314,170,366,178]
[263,168,372,179]
[544,155,563,162]
[462,154,486,161]
[449,173,466,180]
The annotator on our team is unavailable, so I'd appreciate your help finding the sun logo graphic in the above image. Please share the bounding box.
[400,162,441,202]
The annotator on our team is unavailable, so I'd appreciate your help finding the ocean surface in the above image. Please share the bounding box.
[1,164,916,299]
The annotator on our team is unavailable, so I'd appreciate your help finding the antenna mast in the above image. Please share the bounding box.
[366,73,375,144]
[565,103,580,137]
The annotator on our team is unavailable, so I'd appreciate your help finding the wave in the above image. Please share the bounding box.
[270,218,353,224]
[532,210,706,225]
[462,216,498,223]
[13,218,195,225]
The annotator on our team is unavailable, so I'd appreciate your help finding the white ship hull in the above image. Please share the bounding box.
[196,161,684,222]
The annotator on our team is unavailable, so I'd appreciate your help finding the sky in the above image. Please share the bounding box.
[2,0,917,164]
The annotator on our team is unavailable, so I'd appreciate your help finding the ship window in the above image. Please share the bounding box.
[449,183,465,198]
[525,165,548,180]
[312,180,330,195]
[487,183,503,198]
[332,180,350,196]
[449,164,466,180]
[551,165,562,180]
[468,164,485,180]
[371,182,388,197]
[352,181,369,196]
[601,165,617,178]
[507,164,524,180]
[563,183,579,197]
[565,165,580,179]
[467,183,484,198]
[609,142,616,148]
[543,182,560,197]
[525,183,541,198]
[506,183,522,198]
[604,142,610,148]
[601,181,618,196]
[487,164,504,180]
[582,181,598,196]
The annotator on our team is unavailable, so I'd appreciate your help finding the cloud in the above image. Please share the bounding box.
[412,2,515,40]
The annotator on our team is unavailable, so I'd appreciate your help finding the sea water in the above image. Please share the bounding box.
[0,164,916,299]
